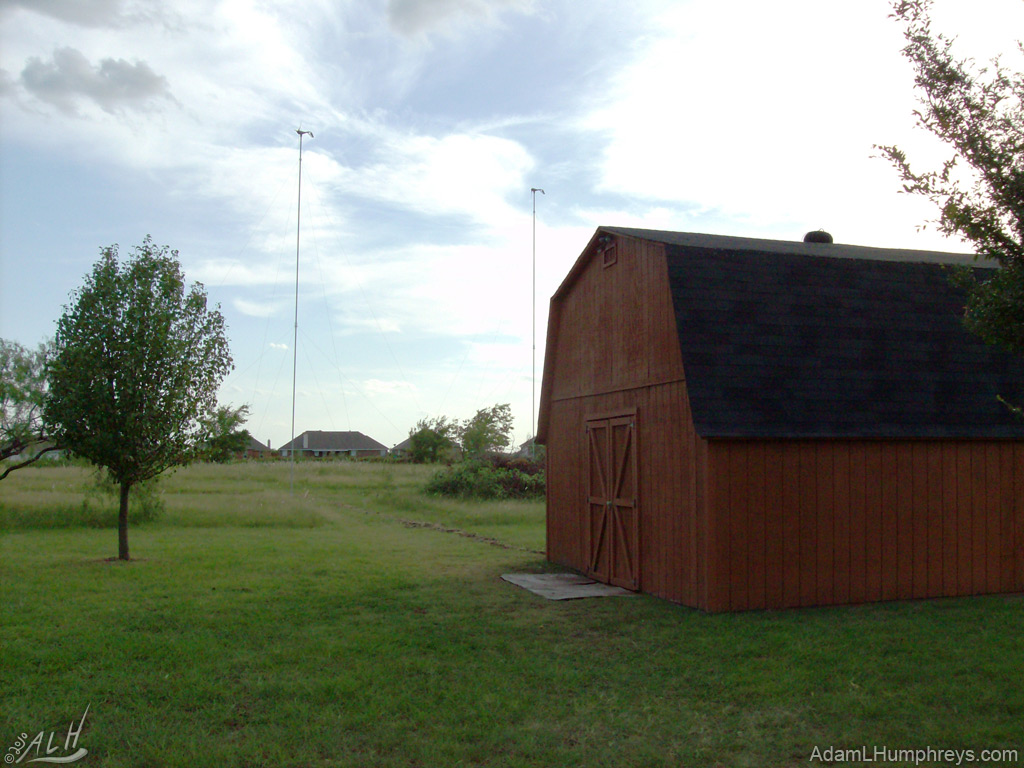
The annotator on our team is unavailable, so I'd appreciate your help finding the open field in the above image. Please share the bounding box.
[2,461,1023,767]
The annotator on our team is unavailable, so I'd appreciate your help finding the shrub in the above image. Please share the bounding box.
[482,453,545,476]
[425,456,545,500]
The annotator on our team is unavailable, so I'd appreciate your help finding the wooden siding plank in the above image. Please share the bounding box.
[799,444,818,607]
[747,443,767,611]
[1000,445,1015,593]
[925,443,944,597]
[912,443,929,597]
[782,443,802,608]
[764,442,785,609]
[833,443,852,605]
[816,444,835,606]
[696,436,710,610]
[864,443,884,603]
[848,442,868,605]
[941,443,958,597]
[729,444,749,611]
[986,443,1002,594]
[685,398,700,606]
[956,443,974,595]
[549,404,586,571]
[896,445,915,600]
[676,393,691,603]
[659,387,672,601]
[665,388,680,601]
[643,386,662,599]
[971,443,987,593]
[708,443,730,612]
[880,444,899,602]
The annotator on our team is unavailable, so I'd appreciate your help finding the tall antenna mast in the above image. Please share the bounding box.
[530,187,544,458]
[290,128,313,494]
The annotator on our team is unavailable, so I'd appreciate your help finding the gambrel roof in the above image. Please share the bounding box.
[547,227,1024,440]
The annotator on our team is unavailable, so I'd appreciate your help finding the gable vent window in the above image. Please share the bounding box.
[602,244,617,268]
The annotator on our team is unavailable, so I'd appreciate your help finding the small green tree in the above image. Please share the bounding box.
[202,404,251,463]
[45,237,233,559]
[877,0,1024,358]
[407,416,454,463]
[459,403,514,458]
[1,338,57,479]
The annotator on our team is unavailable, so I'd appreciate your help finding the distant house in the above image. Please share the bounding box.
[390,435,414,458]
[391,430,460,462]
[244,437,272,459]
[279,430,388,459]
[514,437,542,459]
[538,226,1024,612]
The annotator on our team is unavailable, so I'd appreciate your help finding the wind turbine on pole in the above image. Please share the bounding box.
[290,128,313,494]
[531,187,544,459]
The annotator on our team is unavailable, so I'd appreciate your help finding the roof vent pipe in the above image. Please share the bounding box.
[804,230,834,244]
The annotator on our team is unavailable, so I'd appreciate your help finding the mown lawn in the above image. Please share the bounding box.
[1,461,1022,767]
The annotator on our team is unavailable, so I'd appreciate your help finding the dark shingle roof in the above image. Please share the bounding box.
[280,430,388,451]
[247,436,271,452]
[608,228,1024,439]
[602,227,979,267]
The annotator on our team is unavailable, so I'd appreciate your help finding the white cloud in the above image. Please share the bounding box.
[362,378,418,395]
[592,3,899,215]
[197,256,292,289]
[336,127,534,228]
[1,0,129,28]
[0,0,340,144]
[19,47,173,114]
[386,0,534,37]
[232,297,286,317]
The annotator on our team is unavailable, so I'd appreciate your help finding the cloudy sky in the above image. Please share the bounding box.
[2,0,1022,451]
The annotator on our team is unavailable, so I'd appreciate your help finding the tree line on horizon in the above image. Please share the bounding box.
[403,404,526,464]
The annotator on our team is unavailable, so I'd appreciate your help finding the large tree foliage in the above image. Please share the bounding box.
[201,404,251,463]
[459,403,514,458]
[45,237,233,559]
[407,415,455,463]
[0,338,57,479]
[877,0,1024,355]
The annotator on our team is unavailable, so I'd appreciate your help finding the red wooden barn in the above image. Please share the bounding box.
[536,227,1024,612]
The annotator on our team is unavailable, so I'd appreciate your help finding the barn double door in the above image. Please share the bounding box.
[586,412,639,590]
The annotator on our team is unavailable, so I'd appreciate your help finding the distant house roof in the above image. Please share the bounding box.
[598,227,1024,439]
[279,430,388,452]
[247,436,271,453]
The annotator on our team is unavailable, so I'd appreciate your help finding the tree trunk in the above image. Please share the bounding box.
[118,481,131,561]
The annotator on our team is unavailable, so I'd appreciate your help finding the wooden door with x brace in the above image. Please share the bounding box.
[585,411,639,590]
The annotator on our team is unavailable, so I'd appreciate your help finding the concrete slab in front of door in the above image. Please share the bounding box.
[501,572,637,601]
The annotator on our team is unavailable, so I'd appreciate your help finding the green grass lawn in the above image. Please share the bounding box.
[2,461,1022,767]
